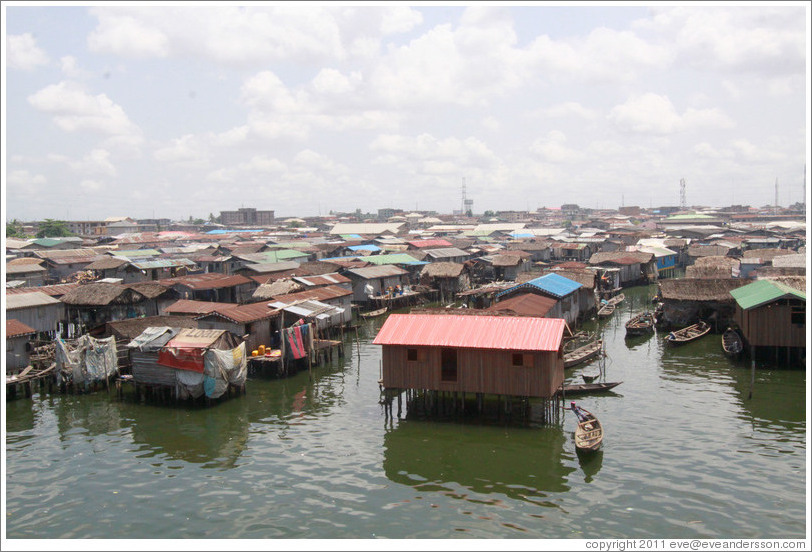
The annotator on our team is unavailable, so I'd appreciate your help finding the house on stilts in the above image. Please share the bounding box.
[373,313,566,423]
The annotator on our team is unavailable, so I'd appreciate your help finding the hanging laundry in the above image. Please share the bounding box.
[286,326,306,360]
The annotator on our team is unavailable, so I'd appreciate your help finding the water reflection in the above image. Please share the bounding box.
[52,393,129,441]
[576,449,603,483]
[127,401,251,469]
[382,419,575,507]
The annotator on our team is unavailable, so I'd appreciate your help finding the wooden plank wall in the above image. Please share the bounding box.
[735,299,805,348]
[382,345,563,398]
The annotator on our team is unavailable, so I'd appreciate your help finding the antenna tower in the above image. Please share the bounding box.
[679,178,686,209]
[461,177,466,215]
[774,177,779,211]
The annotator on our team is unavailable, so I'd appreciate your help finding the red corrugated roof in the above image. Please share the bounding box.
[7,319,37,337]
[197,302,280,323]
[407,239,453,249]
[164,299,236,315]
[373,313,564,351]
[160,273,252,290]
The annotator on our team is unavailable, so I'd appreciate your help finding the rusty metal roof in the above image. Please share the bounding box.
[373,313,565,351]
[293,273,351,286]
[7,318,37,337]
[6,291,63,310]
[160,273,252,290]
[195,302,280,324]
[163,299,237,315]
[485,293,557,317]
[5,283,80,297]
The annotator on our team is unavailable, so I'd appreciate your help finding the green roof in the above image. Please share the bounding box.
[362,253,424,265]
[664,213,715,221]
[729,279,806,310]
[32,238,64,247]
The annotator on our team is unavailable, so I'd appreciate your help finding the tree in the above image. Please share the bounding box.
[6,219,27,238]
[483,210,495,217]
[36,219,73,238]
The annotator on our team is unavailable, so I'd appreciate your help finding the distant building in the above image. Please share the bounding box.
[220,208,274,227]
[618,206,641,216]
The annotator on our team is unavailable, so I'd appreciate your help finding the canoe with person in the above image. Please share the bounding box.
[664,320,711,346]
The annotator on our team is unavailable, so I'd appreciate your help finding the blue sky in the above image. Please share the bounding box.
[3,2,809,222]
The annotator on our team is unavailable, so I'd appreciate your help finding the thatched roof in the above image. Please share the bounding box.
[491,254,523,267]
[126,282,174,299]
[251,278,304,300]
[60,282,148,305]
[741,248,795,262]
[687,244,731,257]
[693,255,739,268]
[658,278,748,302]
[589,251,653,265]
[542,269,596,290]
[685,265,735,279]
[758,275,806,292]
[420,262,465,279]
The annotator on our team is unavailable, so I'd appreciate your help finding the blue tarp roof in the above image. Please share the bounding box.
[347,244,381,252]
[496,272,582,299]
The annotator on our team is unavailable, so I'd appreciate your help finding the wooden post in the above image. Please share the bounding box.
[748,346,756,399]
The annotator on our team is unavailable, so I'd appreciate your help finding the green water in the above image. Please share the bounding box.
[4,285,807,539]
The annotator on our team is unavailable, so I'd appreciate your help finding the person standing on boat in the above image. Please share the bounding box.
[571,402,589,422]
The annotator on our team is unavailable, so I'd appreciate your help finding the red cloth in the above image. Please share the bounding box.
[157,347,205,372]
[287,326,306,360]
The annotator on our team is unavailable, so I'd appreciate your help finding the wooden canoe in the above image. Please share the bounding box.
[563,339,603,368]
[722,327,744,357]
[572,406,603,452]
[562,381,622,396]
[665,320,711,345]
[625,311,655,336]
[607,292,625,306]
[360,307,388,319]
[597,303,615,318]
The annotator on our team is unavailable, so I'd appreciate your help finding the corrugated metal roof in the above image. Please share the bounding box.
[5,283,80,297]
[164,299,237,315]
[6,291,63,309]
[5,264,48,274]
[373,313,564,351]
[407,239,453,249]
[196,302,280,324]
[347,244,381,252]
[293,273,351,286]
[7,319,37,337]
[361,253,424,266]
[130,258,197,270]
[345,265,409,279]
[496,273,582,299]
[485,293,557,317]
[161,273,252,290]
[268,299,345,319]
[271,284,352,303]
[729,279,806,310]
[423,247,470,259]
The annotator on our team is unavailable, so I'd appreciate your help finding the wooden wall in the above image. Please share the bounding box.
[735,299,806,348]
[381,345,563,398]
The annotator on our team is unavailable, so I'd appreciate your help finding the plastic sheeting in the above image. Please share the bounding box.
[55,335,118,386]
[127,326,179,352]
[201,343,247,399]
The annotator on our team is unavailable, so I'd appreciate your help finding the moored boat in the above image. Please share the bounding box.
[722,327,744,357]
[563,339,603,368]
[597,302,615,318]
[571,403,603,452]
[625,311,655,336]
[664,320,711,346]
[562,381,622,396]
[606,292,625,306]
[360,306,388,319]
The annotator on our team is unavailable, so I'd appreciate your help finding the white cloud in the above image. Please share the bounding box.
[636,7,806,76]
[153,134,208,166]
[60,56,83,78]
[80,179,105,192]
[69,149,117,177]
[312,68,360,95]
[537,102,598,120]
[608,93,733,135]
[27,81,142,137]
[370,133,499,176]
[7,169,47,187]
[7,33,49,70]
[530,131,583,164]
[380,6,423,34]
[87,11,170,58]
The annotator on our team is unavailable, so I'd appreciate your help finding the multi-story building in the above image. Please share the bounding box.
[220,208,275,226]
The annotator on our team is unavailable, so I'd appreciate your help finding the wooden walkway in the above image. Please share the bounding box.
[6,363,57,399]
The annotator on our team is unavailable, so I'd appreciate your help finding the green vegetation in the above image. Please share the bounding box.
[6,219,27,238]
[36,219,74,238]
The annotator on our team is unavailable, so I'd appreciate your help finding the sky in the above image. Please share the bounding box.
[2,2,810,222]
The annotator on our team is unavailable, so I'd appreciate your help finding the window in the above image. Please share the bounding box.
[441,348,457,382]
[407,348,418,362]
[512,353,523,366]
[791,306,805,326]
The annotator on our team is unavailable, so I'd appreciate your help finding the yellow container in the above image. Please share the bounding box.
[258,345,266,356]
[251,350,258,357]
